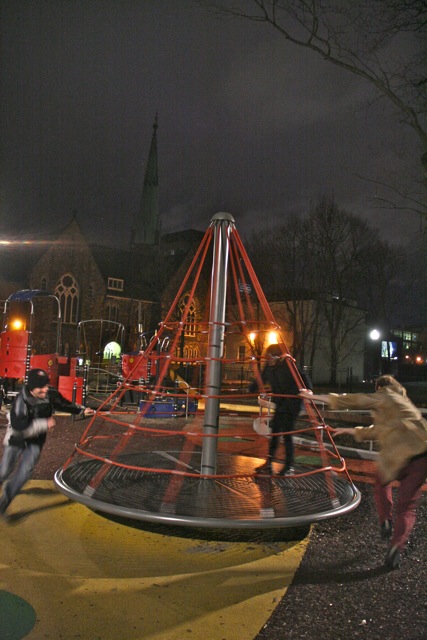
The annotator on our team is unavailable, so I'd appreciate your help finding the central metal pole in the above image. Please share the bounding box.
[201,212,235,475]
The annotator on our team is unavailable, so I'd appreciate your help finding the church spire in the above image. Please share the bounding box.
[130,115,160,248]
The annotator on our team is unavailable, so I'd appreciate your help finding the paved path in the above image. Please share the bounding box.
[0,481,309,639]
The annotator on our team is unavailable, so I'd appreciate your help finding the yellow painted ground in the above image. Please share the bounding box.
[0,480,309,640]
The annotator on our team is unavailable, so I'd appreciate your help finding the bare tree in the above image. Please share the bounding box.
[305,197,369,383]
[269,216,323,366]
[198,0,427,216]
[357,235,408,326]
[246,194,410,383]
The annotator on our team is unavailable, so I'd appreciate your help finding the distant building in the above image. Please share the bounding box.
[0,214,209,361]
[224,298,366,386]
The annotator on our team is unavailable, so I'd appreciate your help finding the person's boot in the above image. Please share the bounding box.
[380,519,393,540]
[277,462,295,476]
[385,545,401,570]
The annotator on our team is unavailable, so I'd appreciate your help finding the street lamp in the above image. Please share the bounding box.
[366,328,382,381]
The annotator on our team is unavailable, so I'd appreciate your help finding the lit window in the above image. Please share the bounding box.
[183,345,200,359]
[179,294,197,337]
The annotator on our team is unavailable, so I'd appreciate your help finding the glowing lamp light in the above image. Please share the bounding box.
[10,318,24,331]
[369,329,381,340]
[267,331,278,346]
[416,356,423,364]
[249,331,278,348]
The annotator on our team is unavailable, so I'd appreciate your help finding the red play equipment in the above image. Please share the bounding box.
[0,290,84,403]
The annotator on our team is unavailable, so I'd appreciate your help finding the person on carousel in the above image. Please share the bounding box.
[249,344,312,476]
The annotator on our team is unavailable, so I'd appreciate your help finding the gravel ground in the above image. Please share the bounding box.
[1,412,426,640]
[255,483,427,640]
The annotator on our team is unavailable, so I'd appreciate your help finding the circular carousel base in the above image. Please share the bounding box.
[54,450,361,529]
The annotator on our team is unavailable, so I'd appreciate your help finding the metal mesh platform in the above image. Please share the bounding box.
[54,451,361,529]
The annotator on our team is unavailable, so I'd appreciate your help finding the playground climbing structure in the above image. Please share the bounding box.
[55,213,361,528]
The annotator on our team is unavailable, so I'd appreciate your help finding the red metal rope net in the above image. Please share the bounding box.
[55,215,360,528]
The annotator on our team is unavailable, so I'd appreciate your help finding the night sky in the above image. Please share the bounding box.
[0,0,421,249]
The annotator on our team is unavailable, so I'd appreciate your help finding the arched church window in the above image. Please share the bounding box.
[178,294,197,337]
[106,302,119,323]
[55,273,79,324]
[183,344,200,359]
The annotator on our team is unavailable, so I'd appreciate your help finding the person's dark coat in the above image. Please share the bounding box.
[8,386,84,447]
[250,359,312,415]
